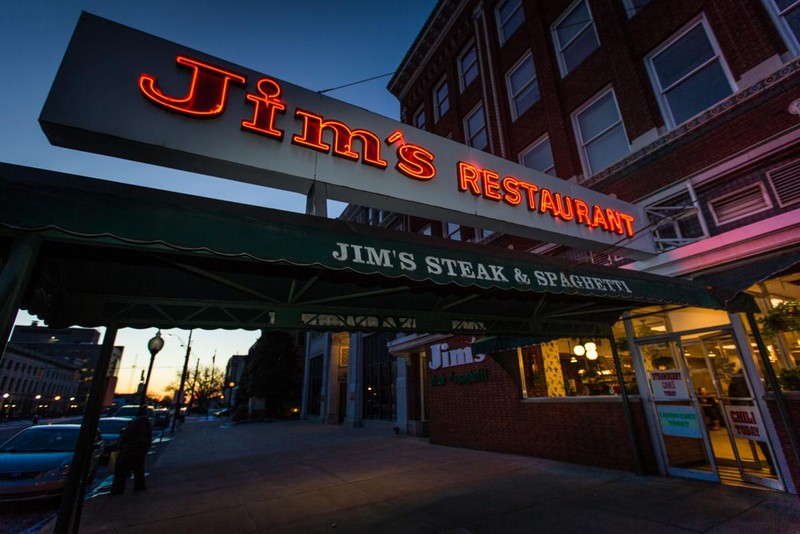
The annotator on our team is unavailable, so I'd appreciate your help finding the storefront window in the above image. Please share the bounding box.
[362,333,396,420]
[524,336,636,397]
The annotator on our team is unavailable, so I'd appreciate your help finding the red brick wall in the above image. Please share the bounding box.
[426,351,658,473]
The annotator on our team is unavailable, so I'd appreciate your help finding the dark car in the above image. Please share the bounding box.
[153,408,170,429]
[0,424,103,501]
[96,417,131,461]
[114,405,155,421]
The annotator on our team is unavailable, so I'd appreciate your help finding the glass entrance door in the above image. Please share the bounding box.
[640,329,782,491]
[683,331,781,490]
[640,338,717,482]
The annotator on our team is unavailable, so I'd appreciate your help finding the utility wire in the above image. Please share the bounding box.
[318,71,396,94]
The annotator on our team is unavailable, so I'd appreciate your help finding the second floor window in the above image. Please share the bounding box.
[764,0,800,56]
[459,43,479,91]
[434,78,449,121]
[573,89,629,177]
[553,0,600,76]
[520,136,555,176]
[465,104,488,150]
[507,53,540,119]
[414,106,426,130]
[647,18,734,128]
[496,0,525,44]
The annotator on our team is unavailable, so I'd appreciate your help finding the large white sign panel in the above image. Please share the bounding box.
[40,13,655,256]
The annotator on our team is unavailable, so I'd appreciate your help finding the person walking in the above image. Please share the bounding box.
[110,405,153,494]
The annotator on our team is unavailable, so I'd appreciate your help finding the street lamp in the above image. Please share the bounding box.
[0,393,8,419]
[141,330,165,404]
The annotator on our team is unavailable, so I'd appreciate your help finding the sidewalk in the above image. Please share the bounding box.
[67,419,799,533]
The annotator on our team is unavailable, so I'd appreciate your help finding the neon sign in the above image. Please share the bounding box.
[138,55,637,238]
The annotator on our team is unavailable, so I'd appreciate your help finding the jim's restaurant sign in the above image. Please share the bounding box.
[40,13,655,256]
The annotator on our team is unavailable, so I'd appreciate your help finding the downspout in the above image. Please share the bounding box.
[609,327,645,475]
[471,5,501,156]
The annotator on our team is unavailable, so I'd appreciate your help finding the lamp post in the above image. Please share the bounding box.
[170,330,192,433]
[141,330,165,404]
[0,393,8,420]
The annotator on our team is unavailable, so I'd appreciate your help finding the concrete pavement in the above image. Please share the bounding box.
[52,419,800,533]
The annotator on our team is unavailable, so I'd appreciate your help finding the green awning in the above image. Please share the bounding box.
[0,163,725,336]
[471,336,544,355]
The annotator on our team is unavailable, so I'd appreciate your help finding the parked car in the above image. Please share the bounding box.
[153,408,170,429]
[0,424,103,501]
[96,417,131,461]
[114,405,155,421]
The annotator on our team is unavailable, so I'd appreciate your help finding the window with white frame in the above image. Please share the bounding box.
[646,18,734,128]
[496,0,525,44]
[434,78,449,121]
[446,222,462,240]
[414,106,426,130]
[622,0,650,18]
[506,52,540,119]
[459,42,479,91]
[552,0,600,76]
[762,1,800,56]
[464,104,488,150]
[520,136,555,176]
[573,89,629,177]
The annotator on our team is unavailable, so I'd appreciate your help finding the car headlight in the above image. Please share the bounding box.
[44,462,71,478]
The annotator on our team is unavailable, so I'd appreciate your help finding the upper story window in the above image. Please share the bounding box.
[646,17,734,128]
[573,88,629,177]
[414,106,426,130]
[552,0,600,76]
[506,52,540,119]
[622,0,651,18]
[763,0,800,56]
[459,42,480,91]
[496,0,525,44]
[446,222,462,240]
[520,136,555,176]
[434,78,450,121]
[465,103,488,150]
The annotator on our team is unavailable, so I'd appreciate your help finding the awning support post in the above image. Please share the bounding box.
[305,183,328,217]
[744,311,800,481]
[609,328,645,475]
[55,324,119,534]
[0,236,40,363]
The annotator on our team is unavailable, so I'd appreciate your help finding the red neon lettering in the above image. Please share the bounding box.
[139,56,246,117]
[386,129,405,145]
[539,188,557,216]
[618,213,635,237]
[555,194,574,221]
[458,162,481,196]
[292,109,388,169]
[591,205,609,230]
[483,170,502,201]
[241,77,286,139]
[396,144,436,181]
[605,209,623,235]
[574,199,590,225]
[517,182,539,211]
[501,177,522,206]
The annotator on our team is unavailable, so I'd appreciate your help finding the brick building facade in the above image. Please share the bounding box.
[303,0,800,494]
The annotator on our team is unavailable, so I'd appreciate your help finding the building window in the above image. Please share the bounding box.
[363,334,396,421]
[573,89,629,177]
[764,0,800,56]
[552,0,600,76]
[465,104,488,150]
[434,78,449,121]
[496,0,525,44]
[646,18,734,128]
[520,136,555,176]
[414,106,426,130]
[622,0,650,18]
[458,42,479,91]
[506,52,540,119]
[446,222,462,240]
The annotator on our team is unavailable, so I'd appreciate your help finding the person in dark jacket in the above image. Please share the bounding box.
[110,405,152,494]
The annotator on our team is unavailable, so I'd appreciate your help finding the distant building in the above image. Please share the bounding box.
[224,354,246,407]
[3,323,122,413]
